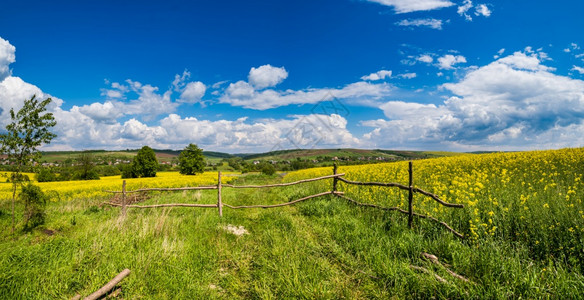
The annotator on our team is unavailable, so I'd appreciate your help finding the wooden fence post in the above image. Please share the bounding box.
[218,171,223,217]
[408,161,413,228]
[332,163,338,193]
[122,180,127,216]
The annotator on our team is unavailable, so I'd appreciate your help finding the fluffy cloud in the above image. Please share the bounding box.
[179,81,206,103]
[396,18,443,30]
[362,51,584,150]
[220,79,391,110]
[437,54,467,69]
[367,0,454,13]
[248,65,288,89]
[417,54,434,63]
[458,0,491,21]
[361,70,392,81]
[572,66,584,74]
[0,37,16,82]
[397,72,417,79]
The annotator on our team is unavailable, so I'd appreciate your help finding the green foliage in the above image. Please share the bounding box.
[260,162,276,175]
[36,168,58,182]
[72,152,100,180]
[0,95,56,233]
[20,183,48,231]
[95,165,121,177]
[126,146,158,178]
[178,143,205,175]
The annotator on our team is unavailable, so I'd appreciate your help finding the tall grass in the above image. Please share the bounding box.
[1,148,584,298]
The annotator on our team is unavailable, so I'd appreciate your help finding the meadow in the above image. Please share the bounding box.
[1,148,583,298]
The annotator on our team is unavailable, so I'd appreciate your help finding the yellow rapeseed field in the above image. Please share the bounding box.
[0,171,235,201]
[285,148,584,243]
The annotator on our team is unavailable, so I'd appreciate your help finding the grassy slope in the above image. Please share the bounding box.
[1,149,583,298]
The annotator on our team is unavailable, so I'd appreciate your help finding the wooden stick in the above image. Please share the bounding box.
[421,253,469,282]
[408,161,414,228]
[121,180,126,216]
[413,188,464,208]
[105,186,218,194]
[332,164,338,193]
[103,202,218,208]
[223,191,343,209]
[337,177,463,208]
[222,173,345,189]
[84,269,131,300]
[335,194,464,239]
[409,265,449,284]
[337,177,410,190]
[218,171,223,217]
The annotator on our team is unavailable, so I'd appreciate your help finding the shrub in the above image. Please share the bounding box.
[260,163,276,176]
[21,183,48,231]
[179,143,205,175]
[36,168,58,182]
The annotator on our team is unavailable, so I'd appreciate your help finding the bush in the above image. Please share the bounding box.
[260,163,276,176]
[179,144,205,175]
[21,183,48,231]
[125,146,158,178]
[36,168,57,182]
[96,165,121,177]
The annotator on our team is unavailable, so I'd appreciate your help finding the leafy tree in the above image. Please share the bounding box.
[260,162,276,176]
[73,151,100,180]
[36,167,58,182]
[178,143,205,175]
[0,95,56,233]
[126,146,158,178]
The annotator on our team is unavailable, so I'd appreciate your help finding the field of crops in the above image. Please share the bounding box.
[1,148,584,298]
[285,147,584,266]
[0,171,235,201]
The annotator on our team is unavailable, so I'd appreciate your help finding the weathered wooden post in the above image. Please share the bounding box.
[408,161,413,228]
[332,163,338,194]
[217,171,223,217]
[122,180,127,216]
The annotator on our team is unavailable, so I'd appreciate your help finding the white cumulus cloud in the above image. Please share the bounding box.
[396,18,443,30]
[0,37,16,82]
[248,64,288,89]
[437,54,467,69]
[361,70,392,81]
[367,0,454,13]
[179,81,206,103]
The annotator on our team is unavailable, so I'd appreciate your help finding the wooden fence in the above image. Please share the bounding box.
[104,162,464,238]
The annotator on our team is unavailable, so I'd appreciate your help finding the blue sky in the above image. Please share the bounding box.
[1,0,584,152]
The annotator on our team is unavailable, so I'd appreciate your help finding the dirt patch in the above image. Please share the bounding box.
[43,229,56,236]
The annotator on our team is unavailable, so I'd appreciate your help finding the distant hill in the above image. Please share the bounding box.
[39,148,463,164]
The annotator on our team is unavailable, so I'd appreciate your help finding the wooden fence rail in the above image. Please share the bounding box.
[103,162,464,238]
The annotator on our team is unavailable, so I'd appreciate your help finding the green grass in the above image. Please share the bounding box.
[1,172,583,299]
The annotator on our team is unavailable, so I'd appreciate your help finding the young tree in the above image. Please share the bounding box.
[73,151,100,180]
[0,95,56,233]
[178,143,205,175]
[125,146,158,178]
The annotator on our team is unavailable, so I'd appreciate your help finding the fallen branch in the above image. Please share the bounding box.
[413,188,464,208]
[335,194,464,239]
[84,269,131,300]
[223,191,343,209]
[223,174,345,189]
[105,186,218,194]
[421,253,469,282]
[409,265,449,284]
[102,202,217,208]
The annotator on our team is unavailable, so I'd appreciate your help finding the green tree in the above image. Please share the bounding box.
[178,143,205,175]
[73,151,100,180]
[0,95,56,233]
[126,146,158,178]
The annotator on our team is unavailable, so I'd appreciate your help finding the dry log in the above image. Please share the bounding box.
[84,269,130,300]
[105,186,218,194]
[421,253,469,282]
[103,202,217,208]
[409,265,449,284]
[223,191,343,209]
[223,173,345,189]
